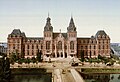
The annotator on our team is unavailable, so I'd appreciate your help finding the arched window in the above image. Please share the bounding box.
[94,45,96,49]
[94,51,96,55]
[90,51,92,58]
[70,41,74,50]
[27,45,29,49]
[103,45,104,49]
[32,44,34,49]
[90,45,91,49]
[58,41,62,50]
[46,41,50,50]
[36,45,38,49]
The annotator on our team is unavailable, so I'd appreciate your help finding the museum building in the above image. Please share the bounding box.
[7,16,110,59]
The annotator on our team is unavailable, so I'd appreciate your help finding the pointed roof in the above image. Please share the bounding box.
[44,16,53,32]
[11,29,21,35]
[53,33,67,39]
[10,29,26,37]
[95,30,107,38]
[27,37,43,40]
[67,17,76,32]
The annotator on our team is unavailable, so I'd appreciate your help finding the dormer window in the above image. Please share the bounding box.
[98,35,101,38]
[102,35,105,38]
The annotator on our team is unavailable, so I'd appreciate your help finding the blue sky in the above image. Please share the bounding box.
[0,0,120,42]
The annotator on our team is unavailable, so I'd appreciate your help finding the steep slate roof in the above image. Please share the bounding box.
[10,29,26,37]
[21,32,26,37]
[95,30,107,37]
[27,37,43,40]
[53,33,67,39]
[77,37,90,40]
[62,33,67,39]
[11,29,21,35]
[53,33,59,39]
[67,17,76,32]
[44,17,53,32]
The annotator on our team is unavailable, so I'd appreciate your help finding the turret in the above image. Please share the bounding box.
[43,16,53,58]
[67,17,77,58]
[67,17,76,32]
[44,16,53,32]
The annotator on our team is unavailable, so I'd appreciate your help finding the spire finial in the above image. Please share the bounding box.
[60,29,61,33]
[71,13,73,18]
[48,12,49,17]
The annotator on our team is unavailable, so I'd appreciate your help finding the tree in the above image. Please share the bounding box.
[89,58,92,64]
[97,59,101,63]
[80,50,84,62]
[31,57,36,63]
[3,58,11,80]
[36,50,42,62]
[103,58,109,64]
[109,60,115,65]
[0,55,11,82]
[21,51,24,58]
[15,50,19,60]
[25,58,31,64]
[10,53,17,63]
[98,54,102,59]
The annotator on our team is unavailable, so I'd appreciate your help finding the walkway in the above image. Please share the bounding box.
[70,69,84,82]
[53,69,62,82]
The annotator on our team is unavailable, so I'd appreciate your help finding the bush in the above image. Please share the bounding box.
[31,57,37,63]
[24,58,31,64]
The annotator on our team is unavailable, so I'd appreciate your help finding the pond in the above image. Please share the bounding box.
[80,73,120,82]
[10,73,52,82]
[9,68,52,82]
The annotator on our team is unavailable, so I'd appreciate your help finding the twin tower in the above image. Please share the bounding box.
[7,16,110,59]
[43,16,77,58]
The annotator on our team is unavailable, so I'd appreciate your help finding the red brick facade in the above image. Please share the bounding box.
[7,16,110,59]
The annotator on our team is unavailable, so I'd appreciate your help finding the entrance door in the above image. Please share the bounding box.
[65,53,67,58]
[61,52,63,57]
[57,53,59,57]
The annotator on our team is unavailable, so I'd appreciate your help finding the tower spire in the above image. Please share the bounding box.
[44,14,53,32]
[48,12,49,17]
[60,29,61,33]
[67,16,76,32]
[71,13,73,18]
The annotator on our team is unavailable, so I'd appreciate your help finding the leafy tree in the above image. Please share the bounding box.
[98,54,103,59]
[31,57,36,63]
[10,53,17,63]
[36,50,42,62]
[0,55,11,81]
[80,50,84,62]
[109,60,115,65]
[18,59,22,64]
[97,59,101,63]
[15,50,19,60]
[21,51,24,58]
[25,58,31,64]
[89,58,92,63]
[103,58,109,64]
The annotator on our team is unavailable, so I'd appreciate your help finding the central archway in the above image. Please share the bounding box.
[65,52,67,58]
